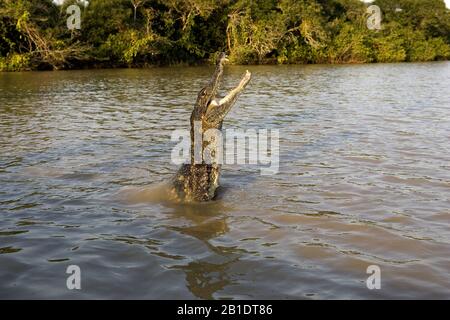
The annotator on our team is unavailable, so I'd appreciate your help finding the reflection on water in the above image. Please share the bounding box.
[167,201,234,300]
[1,63,450,299]
[122,186,237,299]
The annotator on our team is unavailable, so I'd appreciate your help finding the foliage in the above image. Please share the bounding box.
[1,0,449,70]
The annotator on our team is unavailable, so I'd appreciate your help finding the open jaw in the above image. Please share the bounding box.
[205,70,252,125]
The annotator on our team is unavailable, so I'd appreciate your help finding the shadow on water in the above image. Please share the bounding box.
[117,182,242,299]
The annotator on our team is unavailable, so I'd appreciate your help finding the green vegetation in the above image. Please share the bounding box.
[1,0,450,71]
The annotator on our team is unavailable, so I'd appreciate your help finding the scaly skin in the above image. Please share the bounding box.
[172,53,252,202]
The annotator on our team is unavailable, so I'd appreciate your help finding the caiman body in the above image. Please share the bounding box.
[172,53,251,202]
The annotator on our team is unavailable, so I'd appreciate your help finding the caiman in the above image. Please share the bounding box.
[171,52,251,202]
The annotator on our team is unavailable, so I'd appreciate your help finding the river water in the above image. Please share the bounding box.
[1,62,449,299]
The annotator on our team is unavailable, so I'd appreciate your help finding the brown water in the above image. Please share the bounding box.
[1,63,449,299]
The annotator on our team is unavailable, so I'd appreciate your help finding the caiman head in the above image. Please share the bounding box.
[190,52,251,162]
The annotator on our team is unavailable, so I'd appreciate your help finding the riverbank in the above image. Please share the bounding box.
[2,54,450,72]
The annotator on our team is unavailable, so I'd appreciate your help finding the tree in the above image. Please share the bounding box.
[130,0,147,23]
[1,0,449,70]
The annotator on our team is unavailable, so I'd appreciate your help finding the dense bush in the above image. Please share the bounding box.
[1,0,449,70]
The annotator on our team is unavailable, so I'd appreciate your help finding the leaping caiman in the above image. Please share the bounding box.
[171,52,252,202]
